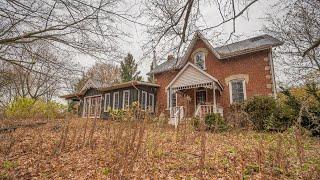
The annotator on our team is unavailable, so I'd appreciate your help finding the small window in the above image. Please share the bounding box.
[171,93,177,107]
[229,80,246,104]
[167,91,177,109]
[113,92,120,109]
[123,90,130,109]
[141,91,147,110]
[194,51,205,70]
[104,93,110,111]
[148,94,154,112]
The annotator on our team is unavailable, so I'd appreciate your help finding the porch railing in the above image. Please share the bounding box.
[194,105,223,117]
[169,106,184,128]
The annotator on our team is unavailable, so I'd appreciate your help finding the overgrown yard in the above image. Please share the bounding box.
[1,118,319,179]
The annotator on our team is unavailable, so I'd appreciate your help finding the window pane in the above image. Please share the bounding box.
[114,92,119,109]
[171,93,176,107]
[90,98,96,116]
[123,91,130,109]
[195,52,205,69]
[105,94,110,110]
[231,81,244,103]
[148,94,154,112]
[142,91,147,110]
[196,91,206,105]
[97,97,101,115]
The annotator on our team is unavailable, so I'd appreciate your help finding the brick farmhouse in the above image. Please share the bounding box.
[61,32,282,124]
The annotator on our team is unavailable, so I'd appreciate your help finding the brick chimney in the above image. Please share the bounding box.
[167,54,174,61]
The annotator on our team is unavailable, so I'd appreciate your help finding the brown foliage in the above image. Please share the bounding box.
[0,116,319,179]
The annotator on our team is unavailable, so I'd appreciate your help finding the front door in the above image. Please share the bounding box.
[196,90,206,106]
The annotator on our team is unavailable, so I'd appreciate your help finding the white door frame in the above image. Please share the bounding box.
[194,88,207,112]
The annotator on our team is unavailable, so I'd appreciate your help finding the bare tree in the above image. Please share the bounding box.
[142,0,259,59]
[0,0,139,68]
[0,42,80,104]
[74,61,120,91]
[265,0,320,84]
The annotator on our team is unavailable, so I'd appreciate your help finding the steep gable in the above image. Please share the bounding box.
[148,32,282,75]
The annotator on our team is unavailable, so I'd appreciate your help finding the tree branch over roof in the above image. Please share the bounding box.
[303,38,320,57]
[143,0,259,60]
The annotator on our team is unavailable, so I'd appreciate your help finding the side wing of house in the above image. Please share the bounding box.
[77,81,159,119]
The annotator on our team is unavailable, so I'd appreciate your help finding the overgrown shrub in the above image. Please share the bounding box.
[227,103,252,129]
[191,113,228,132]
[5,98,66,120]
[108,109,126,121]
[244,96,277,131]
[191,117,200,130]
[279,84,320,136]
[205,113,229,132]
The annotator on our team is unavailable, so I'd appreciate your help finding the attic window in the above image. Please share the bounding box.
[194,51,206,70]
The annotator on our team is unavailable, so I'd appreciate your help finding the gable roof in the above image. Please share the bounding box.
[149,32,283,75]
[214,34,283,59]
[60,80,160,99]
[166,62,223,90]
[98,80,159,91]
[79,79,99,94]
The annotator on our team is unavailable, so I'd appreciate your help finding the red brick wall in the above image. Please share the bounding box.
[154,39,274,116]
[154,70,178,115]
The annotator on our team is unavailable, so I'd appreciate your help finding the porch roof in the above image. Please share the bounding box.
[166,62,223,91]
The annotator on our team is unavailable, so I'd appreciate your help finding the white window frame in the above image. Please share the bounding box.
[194,51,206,70]
[166,90,177,110]
[141,91,148,110]
[228,79,247,104]
[148,93,154,112]
[104,93,111,112]
[82,95,102,118]
[122,90,130,110]
[113,91,120,110]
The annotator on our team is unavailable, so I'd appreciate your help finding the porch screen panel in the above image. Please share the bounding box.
[104,93,110,111]
[141,91,147,110]
[148,94,154,112]
[113,92,120,109]
[83,98,90,117]
[90,98,96,116]
[96,96,101,115]
[123,90,130,109]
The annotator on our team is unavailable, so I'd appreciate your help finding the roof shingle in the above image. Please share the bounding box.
[149,33,283,75]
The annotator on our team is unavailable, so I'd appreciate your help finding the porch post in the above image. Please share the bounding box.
[213,82,217,113]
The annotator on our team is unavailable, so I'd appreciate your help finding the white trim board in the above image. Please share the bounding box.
[166,62,223,91]
[122,90,130,109]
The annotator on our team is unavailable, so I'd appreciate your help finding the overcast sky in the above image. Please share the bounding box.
[75,0,280,79]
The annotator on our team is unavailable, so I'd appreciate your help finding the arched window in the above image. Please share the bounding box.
[194,51,206,70]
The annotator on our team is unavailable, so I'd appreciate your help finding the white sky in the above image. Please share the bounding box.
[75,0,280,80]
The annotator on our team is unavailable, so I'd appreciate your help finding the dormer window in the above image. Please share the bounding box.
[194,51,206,70]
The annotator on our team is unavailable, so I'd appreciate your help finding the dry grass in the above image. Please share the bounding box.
[1,118,320,179]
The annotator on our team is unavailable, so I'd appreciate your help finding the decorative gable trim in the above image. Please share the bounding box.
[166,62,223,90]
[80,79,98,95]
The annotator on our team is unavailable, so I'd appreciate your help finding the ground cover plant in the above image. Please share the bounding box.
[0,115,319,179]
